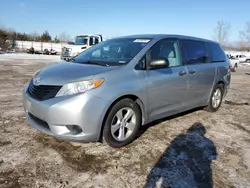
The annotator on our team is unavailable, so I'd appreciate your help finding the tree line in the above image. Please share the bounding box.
[0,26,72,50]
[1,21,250,51]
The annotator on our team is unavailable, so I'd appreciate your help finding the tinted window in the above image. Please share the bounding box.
[181,40,208,65]
[207,42,226,62]
[149,39,181,68]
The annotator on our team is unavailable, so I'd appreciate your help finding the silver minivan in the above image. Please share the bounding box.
[23,34,231,148]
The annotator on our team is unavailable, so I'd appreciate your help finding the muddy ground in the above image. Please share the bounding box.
[0,54,250,188]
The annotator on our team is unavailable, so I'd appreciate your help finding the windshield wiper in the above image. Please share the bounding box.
[80,60,109,67]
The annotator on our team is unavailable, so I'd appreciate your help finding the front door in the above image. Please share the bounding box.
[145,38,188,121]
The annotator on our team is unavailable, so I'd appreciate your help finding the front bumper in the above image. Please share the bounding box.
[23,85,108,142]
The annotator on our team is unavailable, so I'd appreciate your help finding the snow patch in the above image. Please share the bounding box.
[0,53,61,61]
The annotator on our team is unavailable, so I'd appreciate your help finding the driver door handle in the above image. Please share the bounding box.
[179,70,187,76]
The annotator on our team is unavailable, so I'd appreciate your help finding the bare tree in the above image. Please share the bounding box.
[59,32,72,42]
[213,20,231,45]
[0,25,9,50]
[41,30,52,42]
[29,31,41,41]
[6,28,17,49]
[6,28,16,40]
[239,22,250,46]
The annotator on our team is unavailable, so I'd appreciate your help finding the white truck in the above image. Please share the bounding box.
[61,34,103,61]
[226,51,250,63]
[226,54,239,72]
[235,54,250,63]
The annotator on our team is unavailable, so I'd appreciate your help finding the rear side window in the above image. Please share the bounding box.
[181,40,208,65]
[206,42,226,62]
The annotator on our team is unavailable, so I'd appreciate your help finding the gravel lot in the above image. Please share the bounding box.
[0,54,250,188]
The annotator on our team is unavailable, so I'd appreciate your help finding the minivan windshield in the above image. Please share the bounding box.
[73,38,151,66]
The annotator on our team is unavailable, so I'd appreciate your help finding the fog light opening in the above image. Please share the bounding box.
[66,125,82,135]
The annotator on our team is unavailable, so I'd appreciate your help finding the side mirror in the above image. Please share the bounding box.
[149,58,169,70]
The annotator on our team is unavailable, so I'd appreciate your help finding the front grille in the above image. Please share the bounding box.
[61,47,71,56]
[27,80,62,101]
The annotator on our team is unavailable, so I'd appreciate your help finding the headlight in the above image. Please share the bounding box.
[56,79,104,97]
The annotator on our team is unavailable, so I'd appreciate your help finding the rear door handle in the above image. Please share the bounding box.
[189,69,196,74]
[179,70,187,76]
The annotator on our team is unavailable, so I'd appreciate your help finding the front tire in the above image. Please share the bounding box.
[205,84,224,112]
[102,99,142,148]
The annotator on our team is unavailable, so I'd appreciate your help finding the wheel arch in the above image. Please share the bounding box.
[214,80,225,94]
[214,80,226,97]
[217,80,225,88]
[99,94,146,141]
[207,79,225,104]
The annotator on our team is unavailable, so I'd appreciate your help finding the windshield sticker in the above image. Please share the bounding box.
[133,39,150,43]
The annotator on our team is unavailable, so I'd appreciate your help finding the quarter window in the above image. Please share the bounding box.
[148,39,181,68]
[135,56,146,70]
[207,42,226,62]
[181,40,208,65]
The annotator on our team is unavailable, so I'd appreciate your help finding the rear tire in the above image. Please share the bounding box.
[205,84,224,112]
[102,99,142,148]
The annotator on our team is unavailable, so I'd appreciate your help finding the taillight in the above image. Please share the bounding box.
[229,65,232,71]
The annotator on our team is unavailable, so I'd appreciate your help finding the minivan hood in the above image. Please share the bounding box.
[34,62,118,85]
